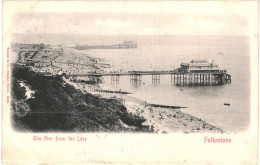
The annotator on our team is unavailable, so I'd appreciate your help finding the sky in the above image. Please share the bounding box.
[9,2,254,36]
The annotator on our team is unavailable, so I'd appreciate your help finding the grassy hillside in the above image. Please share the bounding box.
[11,65,149,132]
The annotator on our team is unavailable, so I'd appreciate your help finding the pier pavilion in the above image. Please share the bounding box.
[171,60,231,86]
[65,60,231,86]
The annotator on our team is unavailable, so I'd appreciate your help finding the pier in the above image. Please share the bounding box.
[67,69,231,86]
[67,60,232,86]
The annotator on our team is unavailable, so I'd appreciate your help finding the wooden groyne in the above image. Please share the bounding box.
[85,88,132,94]
[94,89,132,94]
[148,103,185,109]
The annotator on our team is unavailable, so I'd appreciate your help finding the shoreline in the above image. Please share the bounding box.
[64,77,224,133]
[12,45,225,133]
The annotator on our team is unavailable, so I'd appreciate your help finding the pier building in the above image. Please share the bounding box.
[172,60,231,86]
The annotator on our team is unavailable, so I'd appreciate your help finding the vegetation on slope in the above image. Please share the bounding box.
[11,65,149,132]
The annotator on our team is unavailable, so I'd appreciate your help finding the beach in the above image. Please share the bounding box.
[47,47,225,134]
[64,77,224,134]
[12,39,248,133]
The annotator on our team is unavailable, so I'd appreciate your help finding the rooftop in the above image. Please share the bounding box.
[190,59,208,63]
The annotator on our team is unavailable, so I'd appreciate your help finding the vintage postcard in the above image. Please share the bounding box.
[2,1,259,164]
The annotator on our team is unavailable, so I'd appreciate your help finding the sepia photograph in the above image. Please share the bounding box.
[10,10,250,134]
[2,1,258,164]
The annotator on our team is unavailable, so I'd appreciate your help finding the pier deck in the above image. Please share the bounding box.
[67,69,231,86]
[67,70,178,76]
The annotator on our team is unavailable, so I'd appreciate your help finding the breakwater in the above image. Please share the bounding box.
[148,103,185,109]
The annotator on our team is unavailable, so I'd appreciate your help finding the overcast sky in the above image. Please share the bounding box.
[10,2,252,36]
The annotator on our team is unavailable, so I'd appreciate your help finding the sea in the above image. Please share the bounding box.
[12,34,250,133]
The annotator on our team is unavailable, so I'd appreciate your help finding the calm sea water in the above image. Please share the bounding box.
[13,34,250,132]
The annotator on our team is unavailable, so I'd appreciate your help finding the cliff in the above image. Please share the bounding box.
[11,65,149,132]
